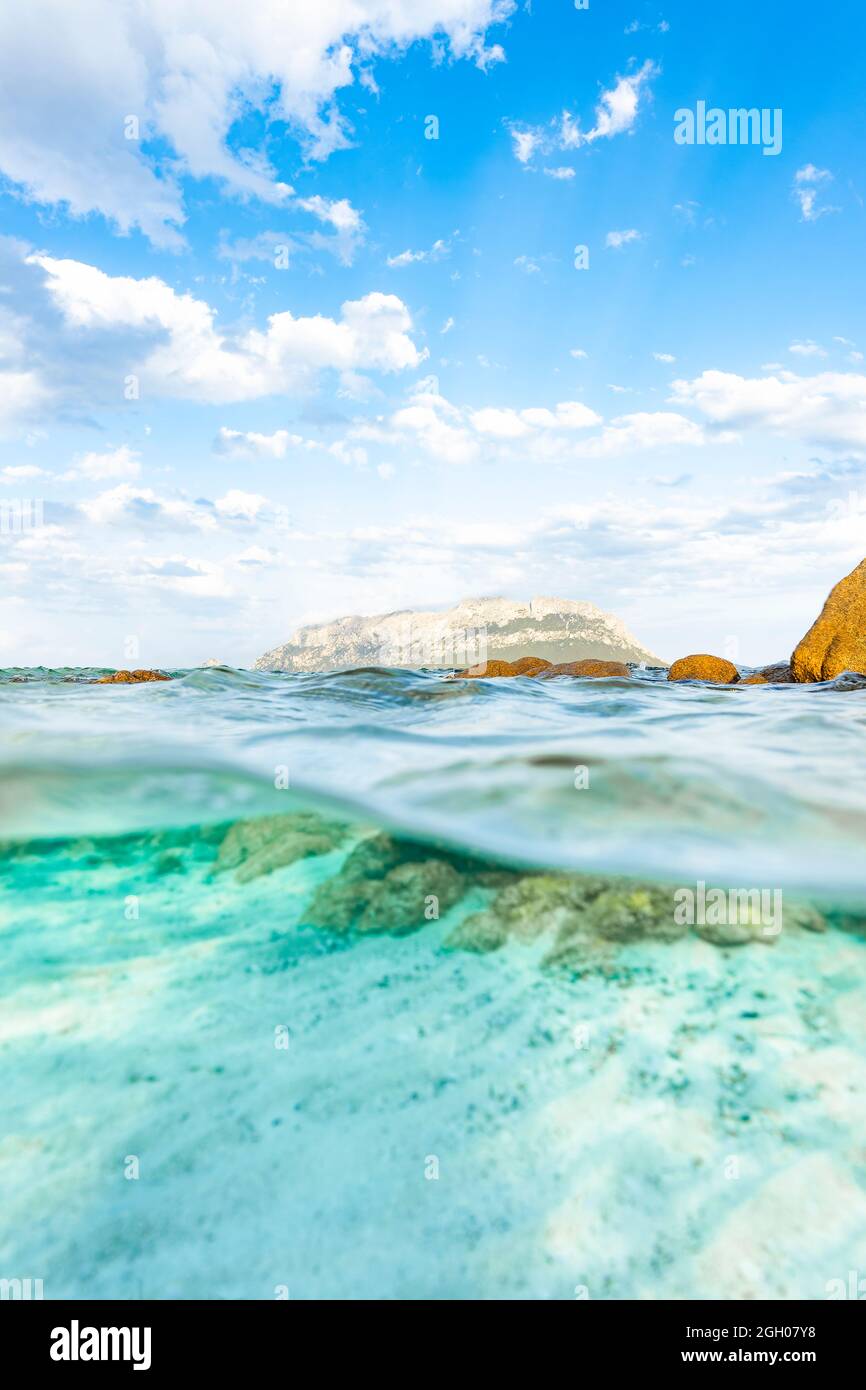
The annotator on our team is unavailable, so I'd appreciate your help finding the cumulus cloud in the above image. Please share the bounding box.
[67,445,141,480]
[670,368,866,452]
[19,251,424,411]
[214,426,367,466]
[470,401,601,437]
[349,379,704,465]
[0,0,512,245]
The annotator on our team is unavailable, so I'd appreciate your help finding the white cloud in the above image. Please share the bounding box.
[560,60,658,148]
[587,411,705,456]
[543,166,575,180]
[670,367,866,452]
[32,253,425,404]
[387,237,450,268]
[788,339,827,358]
[68,445,141,480]
[215,490,270,521]
[80,484,218,529]
[219,198,366,267]
[441,316,455,335]
[509,127,542,164]
[514,254,541,274]
[0,369,50,435]
[215,428,300,460]
[570,348,588,359]
[606,229,642,249]
[0,1,512,245]
[351,380,699,466]
[214,426,366,467]
[653,352,676,363]
[792,164,839,223]
[508,60,658,167]
[1,463,47,482]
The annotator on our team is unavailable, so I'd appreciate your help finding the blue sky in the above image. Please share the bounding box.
[0,0,864,667]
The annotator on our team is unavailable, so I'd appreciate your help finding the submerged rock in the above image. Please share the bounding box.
[739,674,769,685]
[355,860,464,934]
[668,654,739,684]
[301,832,473,935]
[215,812,347,882]
[95,669,171,683]
[757,662,795,683]
[791,557,866,681]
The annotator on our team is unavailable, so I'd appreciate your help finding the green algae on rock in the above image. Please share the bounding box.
[300,832,483,935]
[215,812,348,883]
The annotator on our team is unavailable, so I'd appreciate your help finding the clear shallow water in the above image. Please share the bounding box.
[2,666,866,1300]
[3,663,866,896]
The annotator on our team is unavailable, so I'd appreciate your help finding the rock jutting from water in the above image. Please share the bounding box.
[791,556,866,681]
[94,669,171,684]
[540,659,631,678]
[667,654,740,683]
[455,656,631,679]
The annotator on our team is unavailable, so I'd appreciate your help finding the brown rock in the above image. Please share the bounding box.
[791,558,866,681]
[510,656,553,675]
[95,669,171,684]
[454,659,519,678]
[538,659,631,679]
[757,662,794,683]
[739,674,768,685]
[668,654,739,684]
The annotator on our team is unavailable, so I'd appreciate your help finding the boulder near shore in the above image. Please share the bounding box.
[667,654,739,684]
[790,557,866,681]
[94,669,171,684]
[455,657,631,679]
[664,557,866,684]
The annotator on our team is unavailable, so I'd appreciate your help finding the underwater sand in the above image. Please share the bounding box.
[2,666,866,1299]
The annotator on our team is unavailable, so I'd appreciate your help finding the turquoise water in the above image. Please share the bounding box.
[2,665,866,1299]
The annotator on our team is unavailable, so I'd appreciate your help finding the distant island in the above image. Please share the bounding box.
[254,596,664,672]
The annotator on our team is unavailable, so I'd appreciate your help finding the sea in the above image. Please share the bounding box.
[2,663,866,1300]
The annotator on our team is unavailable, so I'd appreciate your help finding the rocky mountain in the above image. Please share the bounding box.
[254,596,664,672]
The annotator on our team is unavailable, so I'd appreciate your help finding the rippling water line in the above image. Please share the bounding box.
[2,665,866,902]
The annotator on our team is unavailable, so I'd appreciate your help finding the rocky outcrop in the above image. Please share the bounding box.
[456,655,630,679]
[510,655,553,675]
[95,669,171,683]
[791,558,866,681]
[255,595,664,672]
[756,662,794,683]
[668,654,739,684]
[456,659,521,678]
[540,659,630,679]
